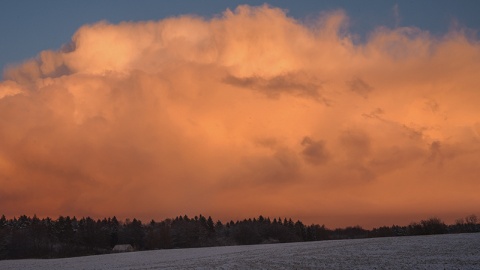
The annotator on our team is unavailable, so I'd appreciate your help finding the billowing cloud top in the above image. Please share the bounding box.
[1,5,479,227]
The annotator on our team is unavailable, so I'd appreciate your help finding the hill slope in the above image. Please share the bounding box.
[1,233,479,269]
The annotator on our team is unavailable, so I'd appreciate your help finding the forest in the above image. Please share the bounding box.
[0,214,479,260]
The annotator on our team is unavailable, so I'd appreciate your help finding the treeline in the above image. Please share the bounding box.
[0,214,479,260]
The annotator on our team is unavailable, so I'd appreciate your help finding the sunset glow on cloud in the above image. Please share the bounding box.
[1,5,479,228]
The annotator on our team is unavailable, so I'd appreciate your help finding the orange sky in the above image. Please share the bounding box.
[0,5,479,228]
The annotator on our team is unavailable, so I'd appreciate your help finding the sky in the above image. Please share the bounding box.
[0,1,479,228]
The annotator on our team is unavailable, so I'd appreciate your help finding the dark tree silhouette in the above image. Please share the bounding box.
[0,213,477,260]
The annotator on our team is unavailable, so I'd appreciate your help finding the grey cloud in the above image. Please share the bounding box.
[254,137,279,149]
[301,136,329,165]
[427,140,443,166]
[346,164,376,182]
[222,147,301,188]
[61,41,77,53]
[401,124,424,140]
[424,98,439,113]
[347,77,373,98]
[362,108,385,120]
[339,129,371,159]
[223,72,326,101]
[4,57,71,85]
[369,145,423,174]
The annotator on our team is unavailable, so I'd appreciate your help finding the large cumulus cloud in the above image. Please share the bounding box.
[1,5,479,227]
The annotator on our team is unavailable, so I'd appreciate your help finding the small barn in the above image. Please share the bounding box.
[112,244,134,253]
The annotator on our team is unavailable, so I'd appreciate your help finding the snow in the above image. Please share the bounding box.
[1,233,479,269]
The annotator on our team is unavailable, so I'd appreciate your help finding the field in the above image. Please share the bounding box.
[1,233,479,269]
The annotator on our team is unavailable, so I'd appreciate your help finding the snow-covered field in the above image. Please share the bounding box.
[1,233,479,269]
